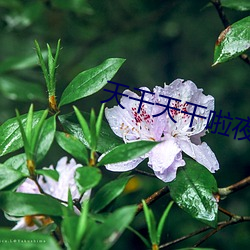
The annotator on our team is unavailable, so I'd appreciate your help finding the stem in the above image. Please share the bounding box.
[159,216,250,249]
[218,206,235,218]
[210,0,250,66]
[211,0,230,27]
[136,186,169,215]
[33,178,68,205]
[193,216,250,247]
[134,169,156,178]
[159,224,212,249]
[218,176,250,198]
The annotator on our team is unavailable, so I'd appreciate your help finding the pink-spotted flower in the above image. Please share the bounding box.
[103,79,219,182]
[11,157,90,231]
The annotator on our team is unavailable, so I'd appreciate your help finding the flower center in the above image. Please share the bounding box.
[169,101,190,123]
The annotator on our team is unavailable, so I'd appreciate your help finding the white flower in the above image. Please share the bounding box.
[12,157,90,231]
[103,79,219,182]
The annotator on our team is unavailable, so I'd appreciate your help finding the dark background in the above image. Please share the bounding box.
[0,0,249,249]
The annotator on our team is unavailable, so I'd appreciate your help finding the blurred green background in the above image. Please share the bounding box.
[0,0,249,249]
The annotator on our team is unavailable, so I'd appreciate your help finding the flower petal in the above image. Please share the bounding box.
[105,156,145,172]
[41,157,82,201]
[178,138,219,173]
[148,138,185,182]
[105,88,164,142]
[156,79,214,136]
[16,178,40,194]
[12,218,38,231]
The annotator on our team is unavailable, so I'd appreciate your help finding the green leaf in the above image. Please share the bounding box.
[0,51,47,74]
[0,76,46,102]
[89,109,97,150]
[213,16,250,65]
[0,164,27,190]
[91,176,132,213]
[76,201,89,248]
[35,40,50,91]
[56,131,89,165]
[96,103,105,140]
[59,112,123,153]
[25,104,34,143]
[157,201,174,244]
[0,110,44,157]
[221,0,250,11]
[36,116,56,162]
[67,188,74,212]
[44,40,61,96]
[62,201,89,250]
[0,192,65,216]
[35,222,57,234]
[142,200,157,245]
[75,167,102,194]
[59,58,125,106]
[168,159,218,227]
[83,205,137,250]
[30,109,49,158]
[4,153,28,175]
[0,228,60,250]
[15,109,30,158]
[36,169,59,181]
[97,141,159,166]
[73,106,91,147]
[127,226,151,248]
[62,215,80,250]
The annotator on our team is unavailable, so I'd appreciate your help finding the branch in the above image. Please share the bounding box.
[159,216,250,249]
[159,224,212,249]
[218,176,250,198]
[211,0,250,66]
[134,169,156,178]
[193,216,250,247]
[136,186,169,215]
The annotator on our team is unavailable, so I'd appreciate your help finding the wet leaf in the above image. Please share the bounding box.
[4,153,28,175]
[59,58,125,106]
[0,192,65,216]
[168,158,218,227]
[0,164,27,190]
[75,167,102,194]
[0,111,44,157]
[59,112,123,153]
[213,16,250,65]
[97,141,158,166]
[221,0,250,11]
[36,169,59,181]
[91,176,132,213]
[36,116,56,162]
[56,131,89,165]
[83,205,137,250]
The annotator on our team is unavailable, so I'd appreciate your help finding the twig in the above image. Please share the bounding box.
[218,206,235,218]
[33,177,68,204]
[193,216,250,247]
[134,169,156,178]
[159,216,250,249]
[218,176,250,198]
[159,224,212,249]
[136,186,169,215]
[211,0,250,66]
[211,0,230,27]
